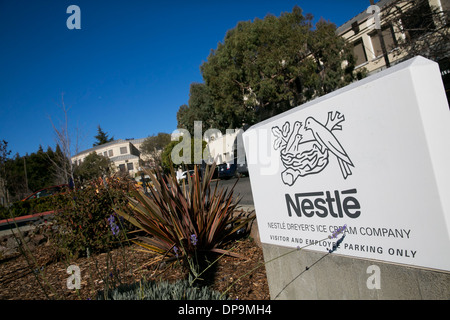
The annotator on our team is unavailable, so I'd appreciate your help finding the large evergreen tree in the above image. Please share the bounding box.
[93,125,114,146]
[1,145,65,202]
[177,83,216,135]
[183,6,358,132]
[0,140,11,205]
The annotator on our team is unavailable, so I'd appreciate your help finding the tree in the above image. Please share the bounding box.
[161,136,208,173]
[199,6,357,131]
[26,145,53,193]
[0,140,11,206]
[51,144,72,185]
[48,94,76,187]
[74,152,112,183]
[177,83,216,136]
[0,145,63,203]
[140,133,171,167]
[4,152,28,202]
[93,125,114,146]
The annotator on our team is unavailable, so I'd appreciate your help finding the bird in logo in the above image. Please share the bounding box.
[304,116,354,179]
[286,121,302,152]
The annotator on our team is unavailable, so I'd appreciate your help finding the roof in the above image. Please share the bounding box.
[336,0,396,35]
[109,154,140,162]
[128,138,146,145]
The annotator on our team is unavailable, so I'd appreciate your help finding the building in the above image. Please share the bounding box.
[337,0,407,74]
[71,138,148,176]
[337,0,450,101]
[204,129,246,165]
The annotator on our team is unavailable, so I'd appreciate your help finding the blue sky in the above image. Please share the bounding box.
[0,0,369,157]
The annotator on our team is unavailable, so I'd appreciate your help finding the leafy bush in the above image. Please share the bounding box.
[49,176,135,258]
[115,164,255,276]
[0,195,65,220]
[97,279,228,300]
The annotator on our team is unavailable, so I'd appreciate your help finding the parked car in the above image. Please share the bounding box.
[218,162,237,179]
[218,156,249,179]
[236,156,248,177]
[22,184,69,201]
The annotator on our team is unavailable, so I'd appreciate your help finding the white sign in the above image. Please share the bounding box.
[243,56,450,272]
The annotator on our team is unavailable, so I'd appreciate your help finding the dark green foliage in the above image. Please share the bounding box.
[178,6,359,132]
[1,146,65,203]
[160,139,182,172]
[177,83,216,136]
[73,152,112,183]
[0,141,11,203]
[93,125,114,146]
[160,137,208,172]
[0,194,65,220]
[97,279,228,300]
[140,133,171,155]
[49,176,134,258]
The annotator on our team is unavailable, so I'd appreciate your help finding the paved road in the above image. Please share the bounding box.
[216,176,254,206]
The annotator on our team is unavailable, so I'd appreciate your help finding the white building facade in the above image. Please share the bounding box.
[71,138,147,176]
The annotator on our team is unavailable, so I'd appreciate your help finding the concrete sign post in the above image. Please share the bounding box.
[243,56,450,299]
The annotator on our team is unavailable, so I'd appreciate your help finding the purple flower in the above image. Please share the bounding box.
[108,214,120,236]
[328,234,346,254]
[190,234,198,246]
[173,246,179,258]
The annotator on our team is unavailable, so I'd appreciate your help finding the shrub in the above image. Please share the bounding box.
[0,195,65,220]
[49,176,135,258]
[115,163,255,277]
[97,279,228,300]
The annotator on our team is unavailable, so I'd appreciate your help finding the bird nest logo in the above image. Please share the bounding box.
[272,111,354,186]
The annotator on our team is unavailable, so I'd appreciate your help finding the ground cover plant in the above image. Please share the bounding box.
[97,278,228,300]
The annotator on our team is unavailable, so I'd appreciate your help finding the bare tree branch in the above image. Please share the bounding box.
[382,0,450,61]
[47,93,75,187]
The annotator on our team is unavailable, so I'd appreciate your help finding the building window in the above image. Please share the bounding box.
[353,39,368,66]
[120,147,127,155]
[103,151,108,157]
[369,25,397,58]
[401,0,436,40]
[127,162,134,171]
[119,164,126,172]
[351,21,360,34]
[108,150,113,157]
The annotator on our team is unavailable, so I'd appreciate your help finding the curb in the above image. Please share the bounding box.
[0,210,54,226]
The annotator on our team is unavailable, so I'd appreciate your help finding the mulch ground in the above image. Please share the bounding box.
[0,236,270,300]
